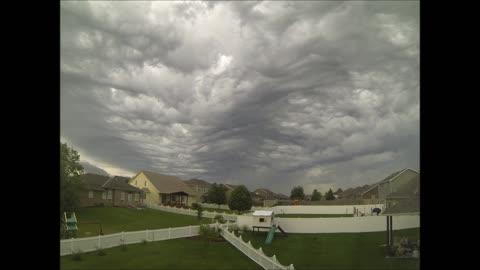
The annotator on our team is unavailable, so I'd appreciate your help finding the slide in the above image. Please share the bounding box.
[265,225,276,245]
[277,225,288,237]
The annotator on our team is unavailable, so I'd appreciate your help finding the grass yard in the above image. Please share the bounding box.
[70,207,211,238]
[276,214,354,218]
[237,228,420,270]
[61,237,261,270]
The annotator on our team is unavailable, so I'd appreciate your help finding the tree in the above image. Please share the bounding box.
[325,188,335,200]
[311,189,321,201]
[60,142,85,217]
[290,186,305,200]
[228,185,252,213]
[335,188,343,194]
[191,203,204,220]
[207,183,226,206]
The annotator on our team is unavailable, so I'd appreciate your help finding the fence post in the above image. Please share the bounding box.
[189,225,192,237]
[121,231,124,245]
[70,238,74,254]
[146,229,149,242]
[168,227,171,239]
[98,235,102,249]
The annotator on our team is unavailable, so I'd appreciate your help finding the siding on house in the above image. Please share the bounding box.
[129,172,161,205]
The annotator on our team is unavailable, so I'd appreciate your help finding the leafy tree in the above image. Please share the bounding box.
[192,203,204,220]
[228,185,252,213]
[290,186,305,200]
[325,188,335,200]
[335,188,343,194]
[60,142,85,217]
[207,183,226,206]
[311,189,321,201]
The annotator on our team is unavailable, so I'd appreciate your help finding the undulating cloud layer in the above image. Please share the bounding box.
[61,1,419,194]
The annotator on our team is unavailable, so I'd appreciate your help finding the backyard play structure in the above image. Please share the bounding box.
[250,210,288,244]
[62,211,104,238]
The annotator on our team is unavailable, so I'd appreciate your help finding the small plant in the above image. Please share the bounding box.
[96,248,107,256]
[214,215,226,224]
[142,239,148,245]
[71,250,83,261]
[242,225,249,232]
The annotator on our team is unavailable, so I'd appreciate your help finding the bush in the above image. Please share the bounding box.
[142,239,147,245]
[242,225,249,232]
[71,250,83,261]
[96,248,106,256]
[214,215,226,224]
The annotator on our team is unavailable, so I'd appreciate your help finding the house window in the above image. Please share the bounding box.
[128,193,132,202]
[102,192,106,200]
[107,190,112,200]
[88,191,94,199]
[259,218,265,223]
[145,181,147,187]
[135,193,139,202]
[121,192,125,201]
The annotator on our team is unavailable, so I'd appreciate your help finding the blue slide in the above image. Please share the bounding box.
[265,225,276,244]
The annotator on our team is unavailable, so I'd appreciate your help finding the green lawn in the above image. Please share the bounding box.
[276,214,354,218]
[69,207,211,238]
[236,228,420,270]
[61,237,261,270]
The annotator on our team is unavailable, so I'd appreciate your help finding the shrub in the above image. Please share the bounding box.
[214,215,226,224]
[96,248,106,256]
[242,225,249,232]
[71,250,83,261]
[142,239,147,245]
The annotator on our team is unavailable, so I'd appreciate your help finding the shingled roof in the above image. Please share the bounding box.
[81,173,110,191]
[183,178,211,186]
[103,176,143,193]
[141,171,195,195]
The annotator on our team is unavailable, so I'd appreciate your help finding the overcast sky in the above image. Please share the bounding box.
[61,1,419,194]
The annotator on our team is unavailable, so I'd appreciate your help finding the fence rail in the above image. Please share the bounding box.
[60,224,210,256]
[147,204,238,221]
[218,224,295,270]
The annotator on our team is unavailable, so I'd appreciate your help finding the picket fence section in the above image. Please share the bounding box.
[147,204,238,221]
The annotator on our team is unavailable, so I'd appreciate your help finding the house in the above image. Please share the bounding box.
[361,168,420,203]
[79,173,144,207]
[252,210,274,228]
[183,178,211,203]
[128,170,196,206]
[222,183,240,202]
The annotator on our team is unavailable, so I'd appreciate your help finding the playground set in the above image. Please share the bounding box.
[250,210,288,244]
[61,211,103,239]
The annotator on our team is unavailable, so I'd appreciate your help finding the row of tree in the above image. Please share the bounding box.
[206,183,252,212]
[290,186,343,201]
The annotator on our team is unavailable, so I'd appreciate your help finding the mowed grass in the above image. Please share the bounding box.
[61,237,261,270]
[72,207,211,238]
[237,228,420,270]
[276,214,354,218]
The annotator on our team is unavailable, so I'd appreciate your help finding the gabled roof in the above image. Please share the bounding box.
[361,168,419,196]
[274,193,290,200]
[140,170,195,195]
[222,183,239,191]
[183,178,211,186]
[253,210,273,216]
[81,173,110,191]
[103,176,143,193]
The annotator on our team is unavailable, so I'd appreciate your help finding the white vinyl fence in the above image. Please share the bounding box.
[218,224,295,270]
[147,204,238,221]
[60,224,215,256]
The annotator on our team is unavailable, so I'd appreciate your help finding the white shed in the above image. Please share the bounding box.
[252,210,274,228]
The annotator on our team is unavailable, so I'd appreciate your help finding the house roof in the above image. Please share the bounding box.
[222,183,240,191]
[361,168,419,196]
[103,176,143,193]
[275,193,290,200]
[140,170,195,195]
[81,173,110,191]
[341,185,371,197]
[183,178,211,186]
[253,210,273,216]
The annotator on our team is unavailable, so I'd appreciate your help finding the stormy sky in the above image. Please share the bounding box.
[61,1,419,194]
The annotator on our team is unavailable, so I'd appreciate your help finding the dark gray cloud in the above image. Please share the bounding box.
[61,1,419,194]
